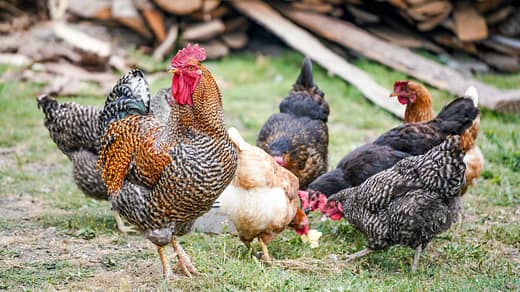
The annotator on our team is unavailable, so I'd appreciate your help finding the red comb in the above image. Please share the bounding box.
[171,43,206,67]
[393,80,409,91]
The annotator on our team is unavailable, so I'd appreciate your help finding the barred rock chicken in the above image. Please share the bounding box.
[303,92,480,213]
[97,44,237,278]
[214,127,309,261]
[36,71,170,233]
[390,80,483,194]
[324,135,472,272]
[257,57,329,189]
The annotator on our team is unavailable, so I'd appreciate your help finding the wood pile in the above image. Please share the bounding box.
[1,0,519,114]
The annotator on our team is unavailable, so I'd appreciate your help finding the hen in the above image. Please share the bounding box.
[324,135,472,272]
[256,57,329,189]
[97,44,238,278]
[215,127,309,261]
[303,91,479,213]
[390,80,483,194]
[36,70,170,233]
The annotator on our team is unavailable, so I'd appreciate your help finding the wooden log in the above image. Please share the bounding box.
[282,8,520,113]
[0,53,31,67]
[182,19,225,41]
[154,0,202,15]
[67,0,111,20]
[453,1,488,42]
[200,40,229,59]
[222,32,248,49]
[224,17,249,33]
[153,24,179,60]
[112,0,152,38]
[232,0,405,118]
[191,3,228,21]
[136,0,167,42]
[291,2,334,13]
[368,26,444,54]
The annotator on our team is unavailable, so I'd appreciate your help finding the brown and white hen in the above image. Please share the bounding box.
[215,127,309,261]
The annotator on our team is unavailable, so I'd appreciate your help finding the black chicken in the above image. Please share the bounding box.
[324,135,470,272]
[257,57,329,189]
[301,94,479,213]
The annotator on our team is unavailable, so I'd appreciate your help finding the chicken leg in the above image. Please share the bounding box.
[344,248,373,262]
[412,245,422,273]
[112,210,139,234]
[258,238,271,262]
[172,239,200,277]
[157,245,172,279]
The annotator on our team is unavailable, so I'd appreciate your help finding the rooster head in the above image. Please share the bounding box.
[324,200,343,221]
[169,43,206,106]
[390,80,417,105]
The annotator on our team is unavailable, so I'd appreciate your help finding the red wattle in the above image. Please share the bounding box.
[397,95,409,105]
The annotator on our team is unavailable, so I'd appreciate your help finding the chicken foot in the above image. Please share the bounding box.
[157,245,172,279]
[412,245,422,273]
[344,248,373,262]
[259,238,271,262]
[172,239,200,277]
[112,210,139,234]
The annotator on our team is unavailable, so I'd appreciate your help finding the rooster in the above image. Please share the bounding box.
[390,80,483,194]
[214,127,309,261]
[36,70,170,233]
[257,57,329,189]
[303,91,480,213]
[324,135,471,272]
[97,44,238,278]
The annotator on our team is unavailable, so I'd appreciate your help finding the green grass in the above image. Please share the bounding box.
[0,50,519,290]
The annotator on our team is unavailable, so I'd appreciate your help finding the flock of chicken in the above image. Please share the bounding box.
[36,43,482,279]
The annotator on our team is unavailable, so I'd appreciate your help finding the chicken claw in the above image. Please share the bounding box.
[344,248,373,262]
[172,239,200,277]
[113,211,139,234]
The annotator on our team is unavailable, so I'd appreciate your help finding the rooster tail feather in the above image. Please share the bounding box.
[36,95,59,120]
[295,57,315,90]
[464,86,479,107]
[105,69,151,108]
[434,97,479,135]
[99,69,151,133]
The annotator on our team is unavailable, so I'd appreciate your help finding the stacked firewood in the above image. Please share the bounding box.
[1,0,518,71]
[64,0,249,61]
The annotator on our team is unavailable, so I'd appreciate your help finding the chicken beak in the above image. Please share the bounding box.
[389,91,398,97]
[168,66,178,74]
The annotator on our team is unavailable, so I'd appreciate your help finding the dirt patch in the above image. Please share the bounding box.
[0,194,47,219]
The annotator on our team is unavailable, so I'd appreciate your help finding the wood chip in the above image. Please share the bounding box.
[454,1,488,42]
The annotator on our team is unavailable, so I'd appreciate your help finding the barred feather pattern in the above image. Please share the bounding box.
[38,95,100,155]
[329,136,466,250]
[37,71,171,202]
[100,63,238,234]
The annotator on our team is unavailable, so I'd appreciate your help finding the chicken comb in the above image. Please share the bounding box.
[393,80,409,92]
[171,43,206,67]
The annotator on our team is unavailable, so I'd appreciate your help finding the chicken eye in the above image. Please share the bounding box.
[188,65,195,71]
